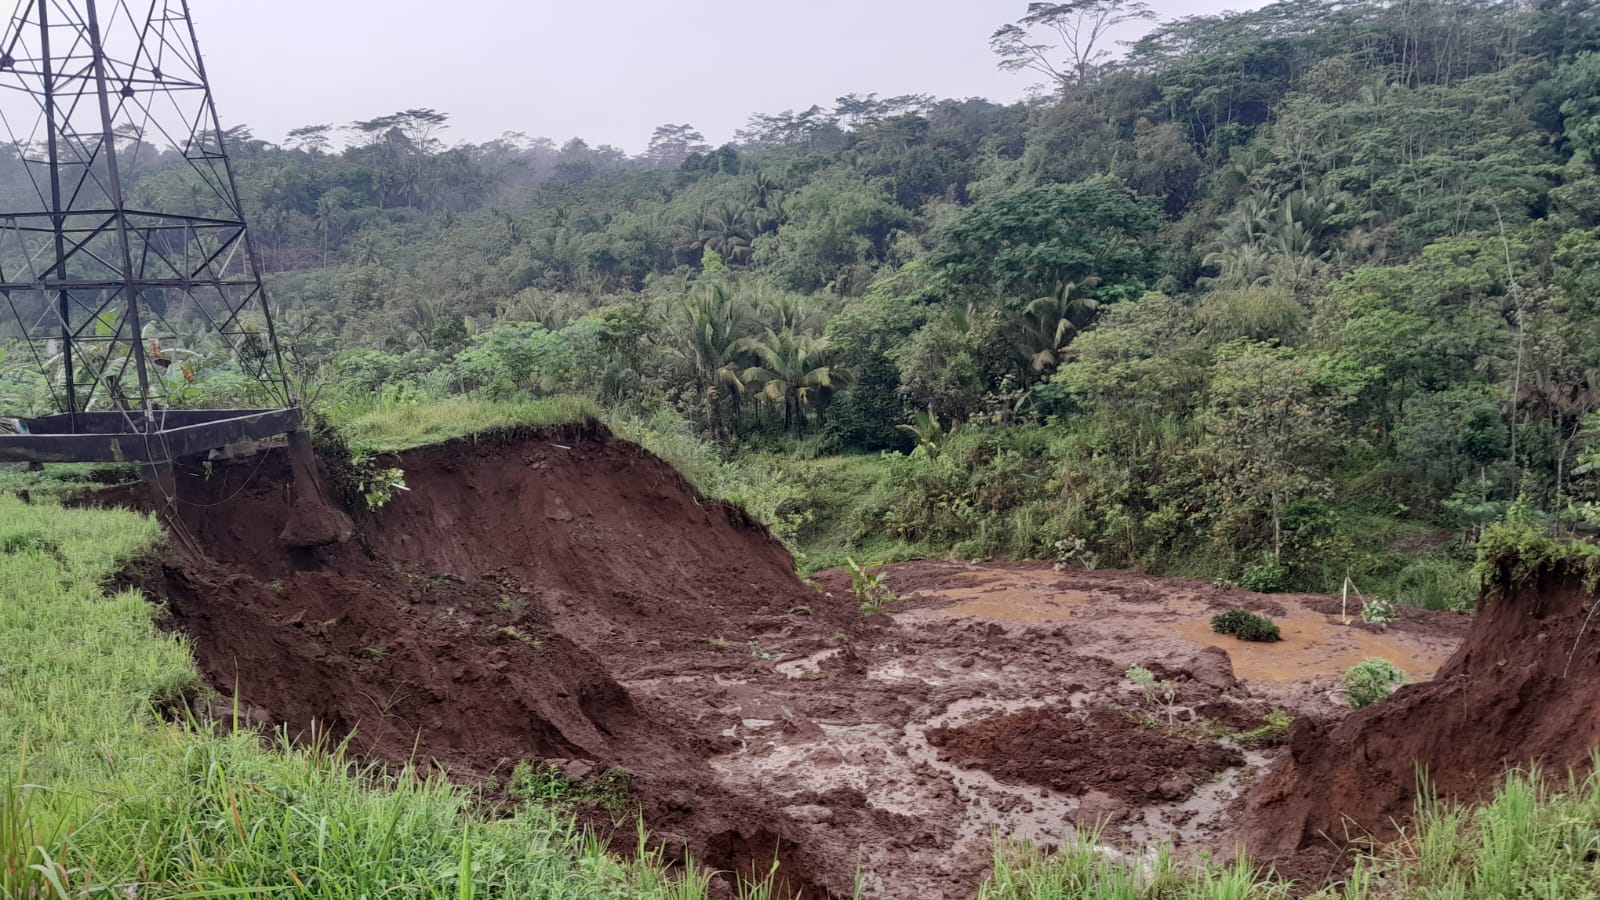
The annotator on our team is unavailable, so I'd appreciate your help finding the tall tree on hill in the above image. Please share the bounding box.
[991,0,1156,90]
[646,124,710,169]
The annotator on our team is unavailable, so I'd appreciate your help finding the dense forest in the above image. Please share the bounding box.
[7,0,1600,601]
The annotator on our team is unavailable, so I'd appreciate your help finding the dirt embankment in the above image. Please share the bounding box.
[1243,563,1600,862]
[116,423,852,899]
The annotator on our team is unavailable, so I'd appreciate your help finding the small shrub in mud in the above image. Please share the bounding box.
[1237,559,1289,593]
[1360,594,1399,630]
[1124,665,1182,724]
[1343,658,1407,708]
[1211,609,1281,642]
[846,558,898,615]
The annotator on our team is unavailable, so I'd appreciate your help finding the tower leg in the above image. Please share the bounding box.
[279,429,353,548]
[141,460,179,524]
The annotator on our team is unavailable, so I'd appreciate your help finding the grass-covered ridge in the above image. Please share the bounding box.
[0,492,726,899]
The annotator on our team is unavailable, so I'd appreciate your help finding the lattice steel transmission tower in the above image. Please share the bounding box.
[0,0,301,464]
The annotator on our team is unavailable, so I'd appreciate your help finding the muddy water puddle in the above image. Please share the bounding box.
[1172,609,1454,682]
[903,565,1458,685]
[920,570,1095,622]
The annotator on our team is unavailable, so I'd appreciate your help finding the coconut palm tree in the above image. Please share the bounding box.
[1016,282,1099,374]
[697,203,757,264]
[740,328,838,434]
[670,281,755,439]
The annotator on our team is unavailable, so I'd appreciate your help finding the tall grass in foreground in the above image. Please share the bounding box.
[0,493,729,899]
[981,759,1600,899]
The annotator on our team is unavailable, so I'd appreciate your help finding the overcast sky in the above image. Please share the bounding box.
[190,0,1268,153]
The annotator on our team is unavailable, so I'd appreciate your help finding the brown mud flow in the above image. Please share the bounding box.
[110,425,1474,898]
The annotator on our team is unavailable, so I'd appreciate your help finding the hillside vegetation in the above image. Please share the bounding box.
[8,0,1600,598]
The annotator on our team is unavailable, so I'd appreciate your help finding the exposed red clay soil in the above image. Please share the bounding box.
[1243,564,1600,873]
[100,428,1477,899]
[927,706,1244,805]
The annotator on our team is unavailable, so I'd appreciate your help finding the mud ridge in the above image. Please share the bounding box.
[1242,563,1600,880]
[114,424,849,899]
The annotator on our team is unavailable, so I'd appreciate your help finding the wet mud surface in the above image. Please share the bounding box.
[112,428,1473,899]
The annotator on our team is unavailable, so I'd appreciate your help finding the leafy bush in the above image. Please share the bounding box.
[1343,658,1407,708]
[1237,559,1290,593]
[1210,609,1282,642]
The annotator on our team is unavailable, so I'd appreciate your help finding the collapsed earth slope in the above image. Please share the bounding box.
[119,422,845,897]
[1244,555,1600,859]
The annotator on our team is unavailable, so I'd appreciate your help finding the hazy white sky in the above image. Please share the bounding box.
[190,0,1268,152]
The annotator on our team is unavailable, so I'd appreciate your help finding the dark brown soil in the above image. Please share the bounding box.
[927,706,1244,805]
[1242,565,1600,868]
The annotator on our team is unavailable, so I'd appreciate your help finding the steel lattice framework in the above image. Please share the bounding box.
[0,0,299,463]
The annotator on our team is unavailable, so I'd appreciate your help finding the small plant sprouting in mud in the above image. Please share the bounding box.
[1342,658,1407,708]
[747,640,777,662]
[1211,609,1282,642]
[1125,666,1183,724]
[364,646,390,660]
[266,579,284,594]
[500,625,542,649]
[705,635,732,650]
[1052,536,1100,572]
[496,595,528,613]
[1360,595,1398,631]
[1237,709,1294,746]
[846,558,898,615]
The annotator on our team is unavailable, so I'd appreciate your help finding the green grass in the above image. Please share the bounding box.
[329,394,605,454]
[0,493,736,899]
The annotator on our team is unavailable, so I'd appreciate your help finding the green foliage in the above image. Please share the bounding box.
[1392,559,1477,612]
[845,557,898,615]
[350,451,409,509]
[454,322,578,400]
[1472,504,1600,596]
[934,178,1161,307]
[1236,559,1289,593]
[1125,665,1181,724]
[1359,595,1398,631]
[1237,709,1294,747]
[1342,658,1407,708]
[1210,609,1282,643]
[508,762,633,815]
